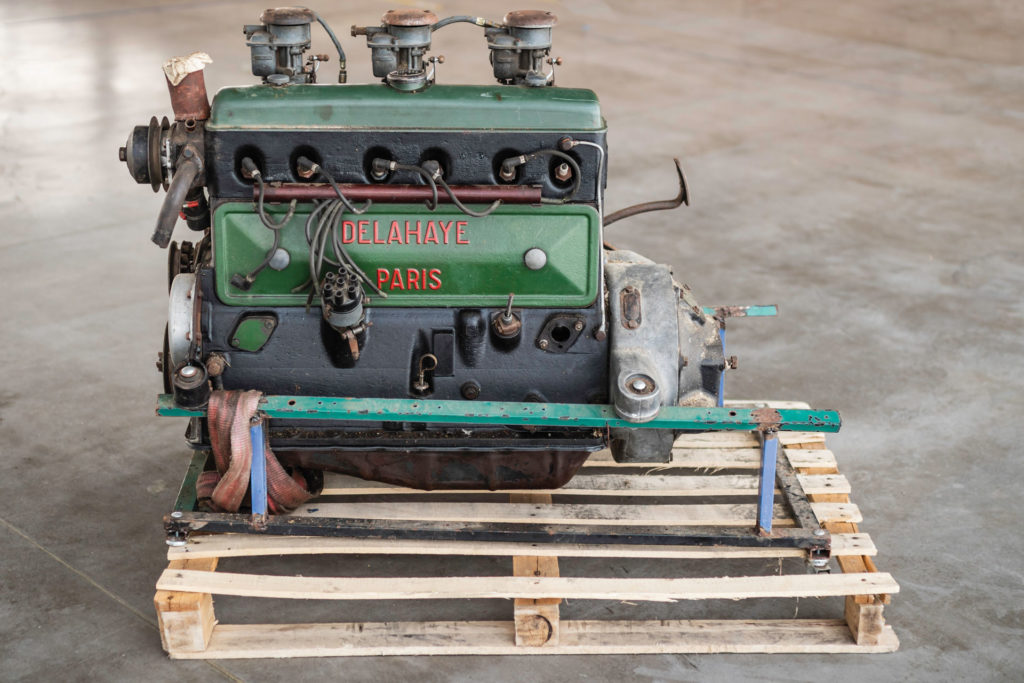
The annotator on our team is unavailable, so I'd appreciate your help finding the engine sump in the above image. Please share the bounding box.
[278,447,597,491]
[275,425,601,490]
[190,419,603,490]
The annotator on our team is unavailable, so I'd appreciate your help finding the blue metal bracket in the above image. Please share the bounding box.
[756,430,779,534]
[249,418,268,526]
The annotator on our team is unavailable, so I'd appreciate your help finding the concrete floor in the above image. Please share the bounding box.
[2,0,1022,680]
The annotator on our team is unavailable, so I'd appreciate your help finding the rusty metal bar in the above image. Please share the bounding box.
[257,183,543,204]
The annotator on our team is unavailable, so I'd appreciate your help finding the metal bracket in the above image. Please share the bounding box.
[703,304,778,407]
[250,416,268,530]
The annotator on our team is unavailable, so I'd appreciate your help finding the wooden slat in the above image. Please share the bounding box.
[584,448,836,470]
[157,570,898,602]
[168,531,876,561]
[672,432,826,449]
[798,460,891,606]
[320,473,850,497]
[169,619,899,658]
[723,400,812,410]
[290,501,860,525]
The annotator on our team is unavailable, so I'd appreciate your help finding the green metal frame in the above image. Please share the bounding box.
[156,394,839,432]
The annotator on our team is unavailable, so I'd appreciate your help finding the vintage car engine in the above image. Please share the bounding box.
[120,7,727,496]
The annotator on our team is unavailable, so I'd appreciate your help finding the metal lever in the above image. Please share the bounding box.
[412,354,438,394]
[603,158,688,227]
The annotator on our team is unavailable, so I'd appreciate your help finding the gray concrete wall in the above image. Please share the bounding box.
[1,1,1021,680]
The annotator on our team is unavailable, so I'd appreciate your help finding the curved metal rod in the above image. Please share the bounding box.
[602,158,689,227]
[432,16,502,30]
[313,12,348,82]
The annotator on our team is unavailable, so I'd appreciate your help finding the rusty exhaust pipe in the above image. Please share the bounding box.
[162,52,212,123]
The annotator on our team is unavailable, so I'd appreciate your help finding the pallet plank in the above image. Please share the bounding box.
[169,619,898,658]
[584,448,837,470]
[320,473,850,497]
[157,570,898,602]
[673,432,826,449]
[168,531,876,561]
[724,400,812,410]
[290,501,859,525]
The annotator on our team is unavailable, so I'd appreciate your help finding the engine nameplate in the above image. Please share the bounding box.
[213,202,601,307]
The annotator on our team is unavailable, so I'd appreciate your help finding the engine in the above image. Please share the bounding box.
[120,7,726,492]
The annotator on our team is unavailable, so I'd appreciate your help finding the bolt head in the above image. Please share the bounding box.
[179,366,198,379]
[814,528,826,536]
[630,378,648,392]
[538,339,549,349]
[170,510,183,519]
[573,321,584,331]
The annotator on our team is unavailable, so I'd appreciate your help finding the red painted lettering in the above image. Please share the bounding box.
[387,220,403,244]
[407,268,420,289]
[405,220,421,244]
[376,268,390,289]
[438,220,453,244]
[357,220,371,244]
[428,268,442,290]
[342,220,356,244]
[424,221,439,244]
[373,220,386,244]
[456,221,469,244]
[391,268,405,290]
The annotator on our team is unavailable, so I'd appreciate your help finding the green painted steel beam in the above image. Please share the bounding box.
[156,394,840,432]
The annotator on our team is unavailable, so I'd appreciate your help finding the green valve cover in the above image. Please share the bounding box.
[207,84,605,132]
[213,203,601,307]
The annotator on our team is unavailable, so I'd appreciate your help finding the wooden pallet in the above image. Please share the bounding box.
[154,400,898,657]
